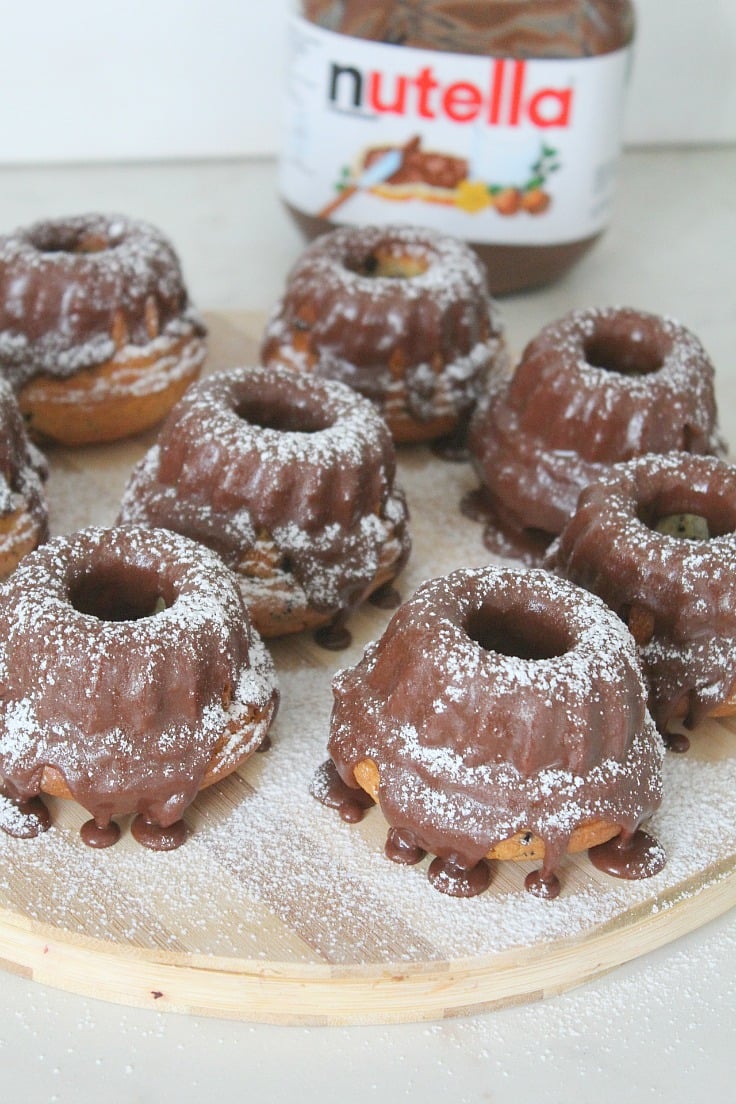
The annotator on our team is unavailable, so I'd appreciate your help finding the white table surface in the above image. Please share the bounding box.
[0,148,734,1103]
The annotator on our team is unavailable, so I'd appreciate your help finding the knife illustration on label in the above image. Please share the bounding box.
[318,147,404,219]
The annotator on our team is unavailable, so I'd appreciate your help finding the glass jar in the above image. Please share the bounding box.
[278,1,636,293]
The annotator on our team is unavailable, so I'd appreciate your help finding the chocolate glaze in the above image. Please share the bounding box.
[368,583,402,610]
[314,620,354,651]
[0,525,279,846]
[460,487,550,564]
[326,566,665,894]
[261,225,507,442]
[119,365,411,631]
[0,377,48,566]
[295,2,635,294]
[468,309,722,555]
[430,417,474,462]
[547,452,736,732]
[0,214,206,388]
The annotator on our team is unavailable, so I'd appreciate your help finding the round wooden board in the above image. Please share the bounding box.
[0,311,734,1026]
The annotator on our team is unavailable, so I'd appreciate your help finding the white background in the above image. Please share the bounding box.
[0,0,734,164]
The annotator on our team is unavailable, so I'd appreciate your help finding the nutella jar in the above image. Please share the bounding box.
[279,1,635,293]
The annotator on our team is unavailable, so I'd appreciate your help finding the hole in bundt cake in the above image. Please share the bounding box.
[638,489,736,540]
[344,246,430,280]
[29,225,120,255]
[70,565,173,622]
[234,394,333,434]
[464,605,570,661]
[583,330,664,376]
[654,513,710,540]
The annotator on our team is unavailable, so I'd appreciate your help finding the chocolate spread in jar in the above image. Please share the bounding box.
[282,2,635,293]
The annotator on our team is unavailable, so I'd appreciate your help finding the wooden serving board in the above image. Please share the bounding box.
[0,311,734,1025]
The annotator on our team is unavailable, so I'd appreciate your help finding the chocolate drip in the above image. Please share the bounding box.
[665,732,690,754]
[385,827,426,865]
[524,870,561,900]
[80,819,121,849]
[368,583,402,611]
[311,759,375,823]
[0,792,51,839]
[461,489,552,565]
[131,815,188,852]
[431,436,469,464]
[427,858,491,898]
[430,410,474,463]
[314,620,353,651]
[588,829,666,881]
[459,487,491,525]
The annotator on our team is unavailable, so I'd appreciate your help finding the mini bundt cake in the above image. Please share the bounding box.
[261,224,507,450]
[0,377,48,576]
[547,452,736,742]
[118,365,410,647]
[0,525,278,849]
[466,308,722,560]
[0,213,207,445]
[315,565,665,899]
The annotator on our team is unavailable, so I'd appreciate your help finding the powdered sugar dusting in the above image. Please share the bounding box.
[469,306,722,536]
[0,524,278,824]
[547,452,736,727]
[0,376,48,554]
[329,566,663,868]
[0,213,205,386]
[271,222,499,319]
[119,365,410,618]
[261,223,507,428]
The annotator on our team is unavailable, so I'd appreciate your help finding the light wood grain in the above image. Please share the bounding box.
[0,311,733,1025]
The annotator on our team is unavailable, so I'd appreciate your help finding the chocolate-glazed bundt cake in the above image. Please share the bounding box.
[119,364,410,647]
[0,214,207,445]
[261,225,507,449]
[547,452,736,740]
[466,308,722,561]
[0,525,278,850]
[316,565,665,899]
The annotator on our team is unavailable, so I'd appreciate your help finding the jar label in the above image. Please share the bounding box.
[278,16,632,246]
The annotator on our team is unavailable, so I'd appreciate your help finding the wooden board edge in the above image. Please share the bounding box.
[0,863,732,1025]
